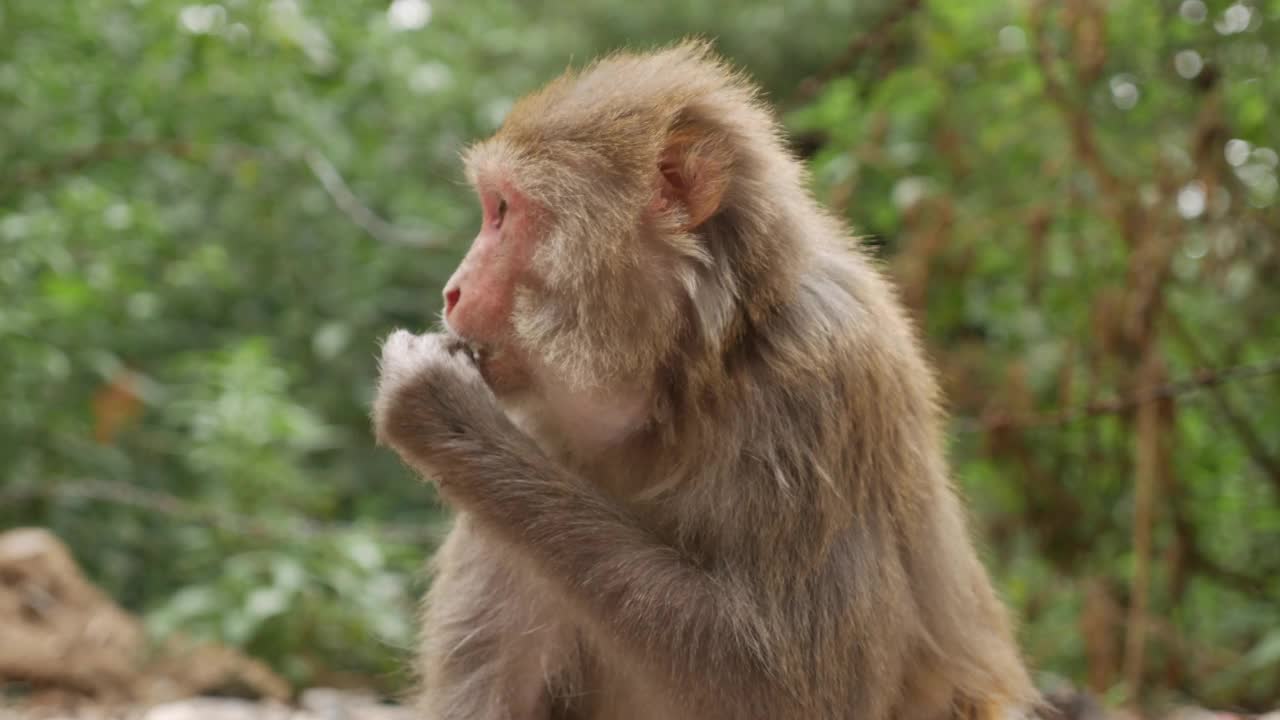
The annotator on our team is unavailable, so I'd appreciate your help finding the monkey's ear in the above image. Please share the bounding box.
[658,122,732,229]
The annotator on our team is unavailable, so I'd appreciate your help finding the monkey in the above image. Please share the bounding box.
[372,40,1036,720]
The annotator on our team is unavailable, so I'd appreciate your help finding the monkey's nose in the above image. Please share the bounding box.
[445,287,461,315]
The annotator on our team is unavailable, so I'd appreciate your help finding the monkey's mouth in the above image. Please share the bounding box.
[442,330,497,383]
[460,339,485,366]
[441,331,485,365]
[440,327,527,395]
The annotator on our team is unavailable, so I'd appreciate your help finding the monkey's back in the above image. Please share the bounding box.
[641,241,1036,719]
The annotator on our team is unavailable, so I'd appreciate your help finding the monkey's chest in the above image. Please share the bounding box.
[549,655,682,720]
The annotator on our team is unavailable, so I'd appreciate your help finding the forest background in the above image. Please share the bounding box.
[2,0,1278,714]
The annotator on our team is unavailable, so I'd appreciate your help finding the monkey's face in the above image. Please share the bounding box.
[440,178,541,396]
[445,111,732,402]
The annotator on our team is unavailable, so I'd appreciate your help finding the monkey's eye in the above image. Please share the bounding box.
[494,198,508,229]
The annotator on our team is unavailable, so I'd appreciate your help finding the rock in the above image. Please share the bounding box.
[1167,708,1236,720]
[143,699,312,720]
[297,689,414,720]
[0,528,146,701]
[0,528,289,704]
[1038,682,1109,720]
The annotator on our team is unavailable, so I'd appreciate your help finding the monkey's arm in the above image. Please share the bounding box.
[374,332,783,712]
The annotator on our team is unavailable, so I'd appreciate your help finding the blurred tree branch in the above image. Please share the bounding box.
[1167,478,1275,600]
[1,139,445,248]
[302,149,447,248]
[1028,0,1126,208]
[961,358,1280,432]
[785,0,922,108]
[1125,350,1167,702]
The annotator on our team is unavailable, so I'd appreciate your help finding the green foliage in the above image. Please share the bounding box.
[787,0,1280,708]
[2,0,1278,709]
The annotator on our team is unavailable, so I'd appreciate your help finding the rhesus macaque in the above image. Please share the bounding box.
[373,41,1035,720]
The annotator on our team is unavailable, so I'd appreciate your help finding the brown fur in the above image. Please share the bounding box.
[373,40,1036,720]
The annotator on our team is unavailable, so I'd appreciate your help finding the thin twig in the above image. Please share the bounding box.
[1168,481,1274,599]
[302,149,446,248]
[957,357,1280,432]
[2,138,446,248]
[1168,316,1280,496]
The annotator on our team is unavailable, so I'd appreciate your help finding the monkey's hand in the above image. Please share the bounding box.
[373,330,510,481]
